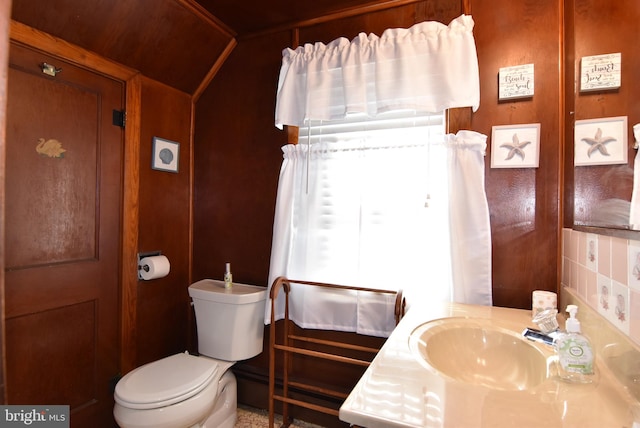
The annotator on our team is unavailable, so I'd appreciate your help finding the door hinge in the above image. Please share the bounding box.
[112,109,126,128]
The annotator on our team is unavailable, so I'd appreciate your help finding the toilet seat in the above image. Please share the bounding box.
[115,352,219,410]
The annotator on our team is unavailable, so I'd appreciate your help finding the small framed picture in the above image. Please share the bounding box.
[580,53,621,92]
[151,137,179,173]
[490,123,541,168]
[574,116,628,166]
[498,63,534,101]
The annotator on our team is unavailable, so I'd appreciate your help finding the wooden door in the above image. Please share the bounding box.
[5,42,123,427]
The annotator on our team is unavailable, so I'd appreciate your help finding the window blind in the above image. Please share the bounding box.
[297,110,445,147]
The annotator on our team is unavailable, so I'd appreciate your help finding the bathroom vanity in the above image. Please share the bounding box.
[339,291,639,427]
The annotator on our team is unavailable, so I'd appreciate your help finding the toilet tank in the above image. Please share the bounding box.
[188,279,267,361]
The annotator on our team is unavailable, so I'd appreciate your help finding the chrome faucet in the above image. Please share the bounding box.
[522,308,560,346]
[522,327,556,346]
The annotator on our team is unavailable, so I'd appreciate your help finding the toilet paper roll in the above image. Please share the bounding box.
[139,255,170,280]
[532,290,557,317]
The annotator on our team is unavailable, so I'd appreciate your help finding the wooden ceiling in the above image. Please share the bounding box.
[195,0,394,36]
[10,0,412,94]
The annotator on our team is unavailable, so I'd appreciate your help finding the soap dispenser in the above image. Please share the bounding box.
[555,305,595,383]
[224,262,233,289]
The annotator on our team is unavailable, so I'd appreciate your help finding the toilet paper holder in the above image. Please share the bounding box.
[138,251,162,280]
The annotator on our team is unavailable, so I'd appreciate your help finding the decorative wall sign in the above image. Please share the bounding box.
[574,116,628,166]
[152,137,180,173]
[498,63,534,100]
[490,123,541,168]
[580,53,621,92]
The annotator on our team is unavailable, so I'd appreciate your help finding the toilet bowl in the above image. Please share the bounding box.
[113,280,267,428]
[114,353,236,428]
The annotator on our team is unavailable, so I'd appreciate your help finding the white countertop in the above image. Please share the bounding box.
[339,301,637,428]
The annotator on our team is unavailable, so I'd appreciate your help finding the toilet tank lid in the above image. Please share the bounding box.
[189,279,267,304]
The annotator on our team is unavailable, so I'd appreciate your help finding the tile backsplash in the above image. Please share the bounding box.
[562,228,640,347]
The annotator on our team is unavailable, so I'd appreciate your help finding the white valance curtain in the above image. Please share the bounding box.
[275,14,480,129]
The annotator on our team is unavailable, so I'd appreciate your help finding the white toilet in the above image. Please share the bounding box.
[113,279,267,428]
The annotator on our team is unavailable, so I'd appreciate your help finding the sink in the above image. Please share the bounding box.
[408,317,549,391]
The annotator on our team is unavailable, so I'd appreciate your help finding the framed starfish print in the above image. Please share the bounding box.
[490,123,541,168]
[574,116,628,166]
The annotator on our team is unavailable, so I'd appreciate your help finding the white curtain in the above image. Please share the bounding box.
[447,131,493,305]
[275,14,480,129]
[266,131,492,336]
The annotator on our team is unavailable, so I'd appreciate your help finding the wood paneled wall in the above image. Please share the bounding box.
[192,30,287,286]
[135,77,193,366]
[471,0,563,308]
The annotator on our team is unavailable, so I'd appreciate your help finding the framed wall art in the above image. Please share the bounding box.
[574,116,628,166]
[498,63,534,101]
[490,123,541,168]
[152,137,180,173]
[580,53,621,92]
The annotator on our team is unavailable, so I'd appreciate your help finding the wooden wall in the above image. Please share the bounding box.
[135,77,193,366]
[470,0,563,308]
[192,32,286,286]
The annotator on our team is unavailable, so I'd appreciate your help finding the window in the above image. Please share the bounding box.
[270,111,457,336]
[293,111,448,297]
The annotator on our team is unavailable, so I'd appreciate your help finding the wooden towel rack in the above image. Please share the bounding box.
[268,276,406,428]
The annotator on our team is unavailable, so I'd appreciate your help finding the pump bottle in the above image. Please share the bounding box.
[224,262,233,289]
[555,305,595,383]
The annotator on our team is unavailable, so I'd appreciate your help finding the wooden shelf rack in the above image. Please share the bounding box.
[267,276,405,428]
